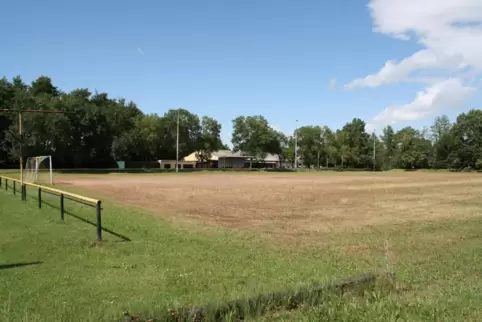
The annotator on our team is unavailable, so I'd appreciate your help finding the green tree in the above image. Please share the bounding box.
[339,118,370,168]
[196,116,223,162]
[449,110,482,169]
[30,76,60,97]
[396,127,432,169]
[231,115,279,161]
[431,115,451,142]
[296,125,324,168]
[381,125,397,169]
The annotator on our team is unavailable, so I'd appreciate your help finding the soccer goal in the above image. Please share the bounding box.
[24,155,54,185]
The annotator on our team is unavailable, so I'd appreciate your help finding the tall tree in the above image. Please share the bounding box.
[431,115,452,142]
[396,127,432,169]
[196,116,223,162]
[296,125,324,168]
[381,125,397,170]
[339,118,370,168]
[449,110,482,169]
[231,115,279,161]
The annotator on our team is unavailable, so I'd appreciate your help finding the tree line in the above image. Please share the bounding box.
[1,75,482,170]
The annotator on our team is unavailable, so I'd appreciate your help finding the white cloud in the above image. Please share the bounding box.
[345,50,464,89]
[137,47,145,55]
[372,78,475,125]
[329,79,337,90]
[346,0,482,127]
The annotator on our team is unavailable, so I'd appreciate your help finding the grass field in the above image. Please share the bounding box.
[1,171,482,321]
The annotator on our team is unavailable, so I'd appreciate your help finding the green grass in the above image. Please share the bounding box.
[254,219,482,322]
[1,179,482,321]
[0,183,374,322]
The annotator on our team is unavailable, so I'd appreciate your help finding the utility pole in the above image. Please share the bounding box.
[0,109,67,199]
[18,111,23,185]
[176,108,180,173]
[294,120,299,169]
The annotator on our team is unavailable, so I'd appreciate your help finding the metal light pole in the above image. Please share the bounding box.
[18,112,23,186]
[294,120,299,169]
[175,108,180,173]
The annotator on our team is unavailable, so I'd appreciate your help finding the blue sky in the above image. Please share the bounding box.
[2,0,481,145]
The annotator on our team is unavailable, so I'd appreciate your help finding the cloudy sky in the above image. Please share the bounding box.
[1,0,481,143]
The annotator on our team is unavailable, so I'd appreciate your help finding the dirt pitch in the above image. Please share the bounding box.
[56,172,482,236]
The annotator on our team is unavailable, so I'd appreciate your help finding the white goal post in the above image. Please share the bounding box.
[24,155,54,185]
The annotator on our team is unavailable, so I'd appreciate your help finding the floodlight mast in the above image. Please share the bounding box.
[0,109,67,199]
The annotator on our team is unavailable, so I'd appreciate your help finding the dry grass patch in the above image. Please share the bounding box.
[53,172,482,240]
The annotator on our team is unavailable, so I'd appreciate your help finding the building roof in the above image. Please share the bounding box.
[183,150,245,162]
[183,150,280,162]
[213,150,245,159]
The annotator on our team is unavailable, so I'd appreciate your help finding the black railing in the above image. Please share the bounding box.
[0,175,102,241]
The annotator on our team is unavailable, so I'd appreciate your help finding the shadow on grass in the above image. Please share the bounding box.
[0,261,42,270]
[40,200,132,242]
[122,272,396,321]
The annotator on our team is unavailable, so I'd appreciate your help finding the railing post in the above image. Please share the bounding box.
[22,184,26,200]
[13,181,16,195]
[5,179,7,191]
[38,188,42,209]
[96,201,102,241]
[60,194,64,222]
[0,176,2,187]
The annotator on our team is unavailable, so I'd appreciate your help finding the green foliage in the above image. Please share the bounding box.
[2,75,482,171]
[231,115,281,160]
[0,76,224,168]
[296,126,324,167]
[197,116,223,162]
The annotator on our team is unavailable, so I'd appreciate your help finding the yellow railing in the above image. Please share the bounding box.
[0,175,103,241]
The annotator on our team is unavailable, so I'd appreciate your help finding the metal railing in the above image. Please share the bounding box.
[0,175,103,241]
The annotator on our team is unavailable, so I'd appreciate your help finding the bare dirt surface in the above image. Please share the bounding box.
[55,172,482,235]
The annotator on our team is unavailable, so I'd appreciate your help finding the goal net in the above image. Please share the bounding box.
[24,156,53,185]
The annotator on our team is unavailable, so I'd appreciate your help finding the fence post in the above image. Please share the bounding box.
[38,188,42,209]
[96,201,102,241]
[60,194,64,222]
[5,179,7,191]
[13,181,16,195]
[22,185,26,200]
[0,176,2,187]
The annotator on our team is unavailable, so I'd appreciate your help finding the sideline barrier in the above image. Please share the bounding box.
[0,175,102,241]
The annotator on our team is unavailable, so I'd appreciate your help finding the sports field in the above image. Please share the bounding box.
[58,171,482,236]
[1,171,482,321]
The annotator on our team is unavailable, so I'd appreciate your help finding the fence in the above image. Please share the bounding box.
[0,175,103,241]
